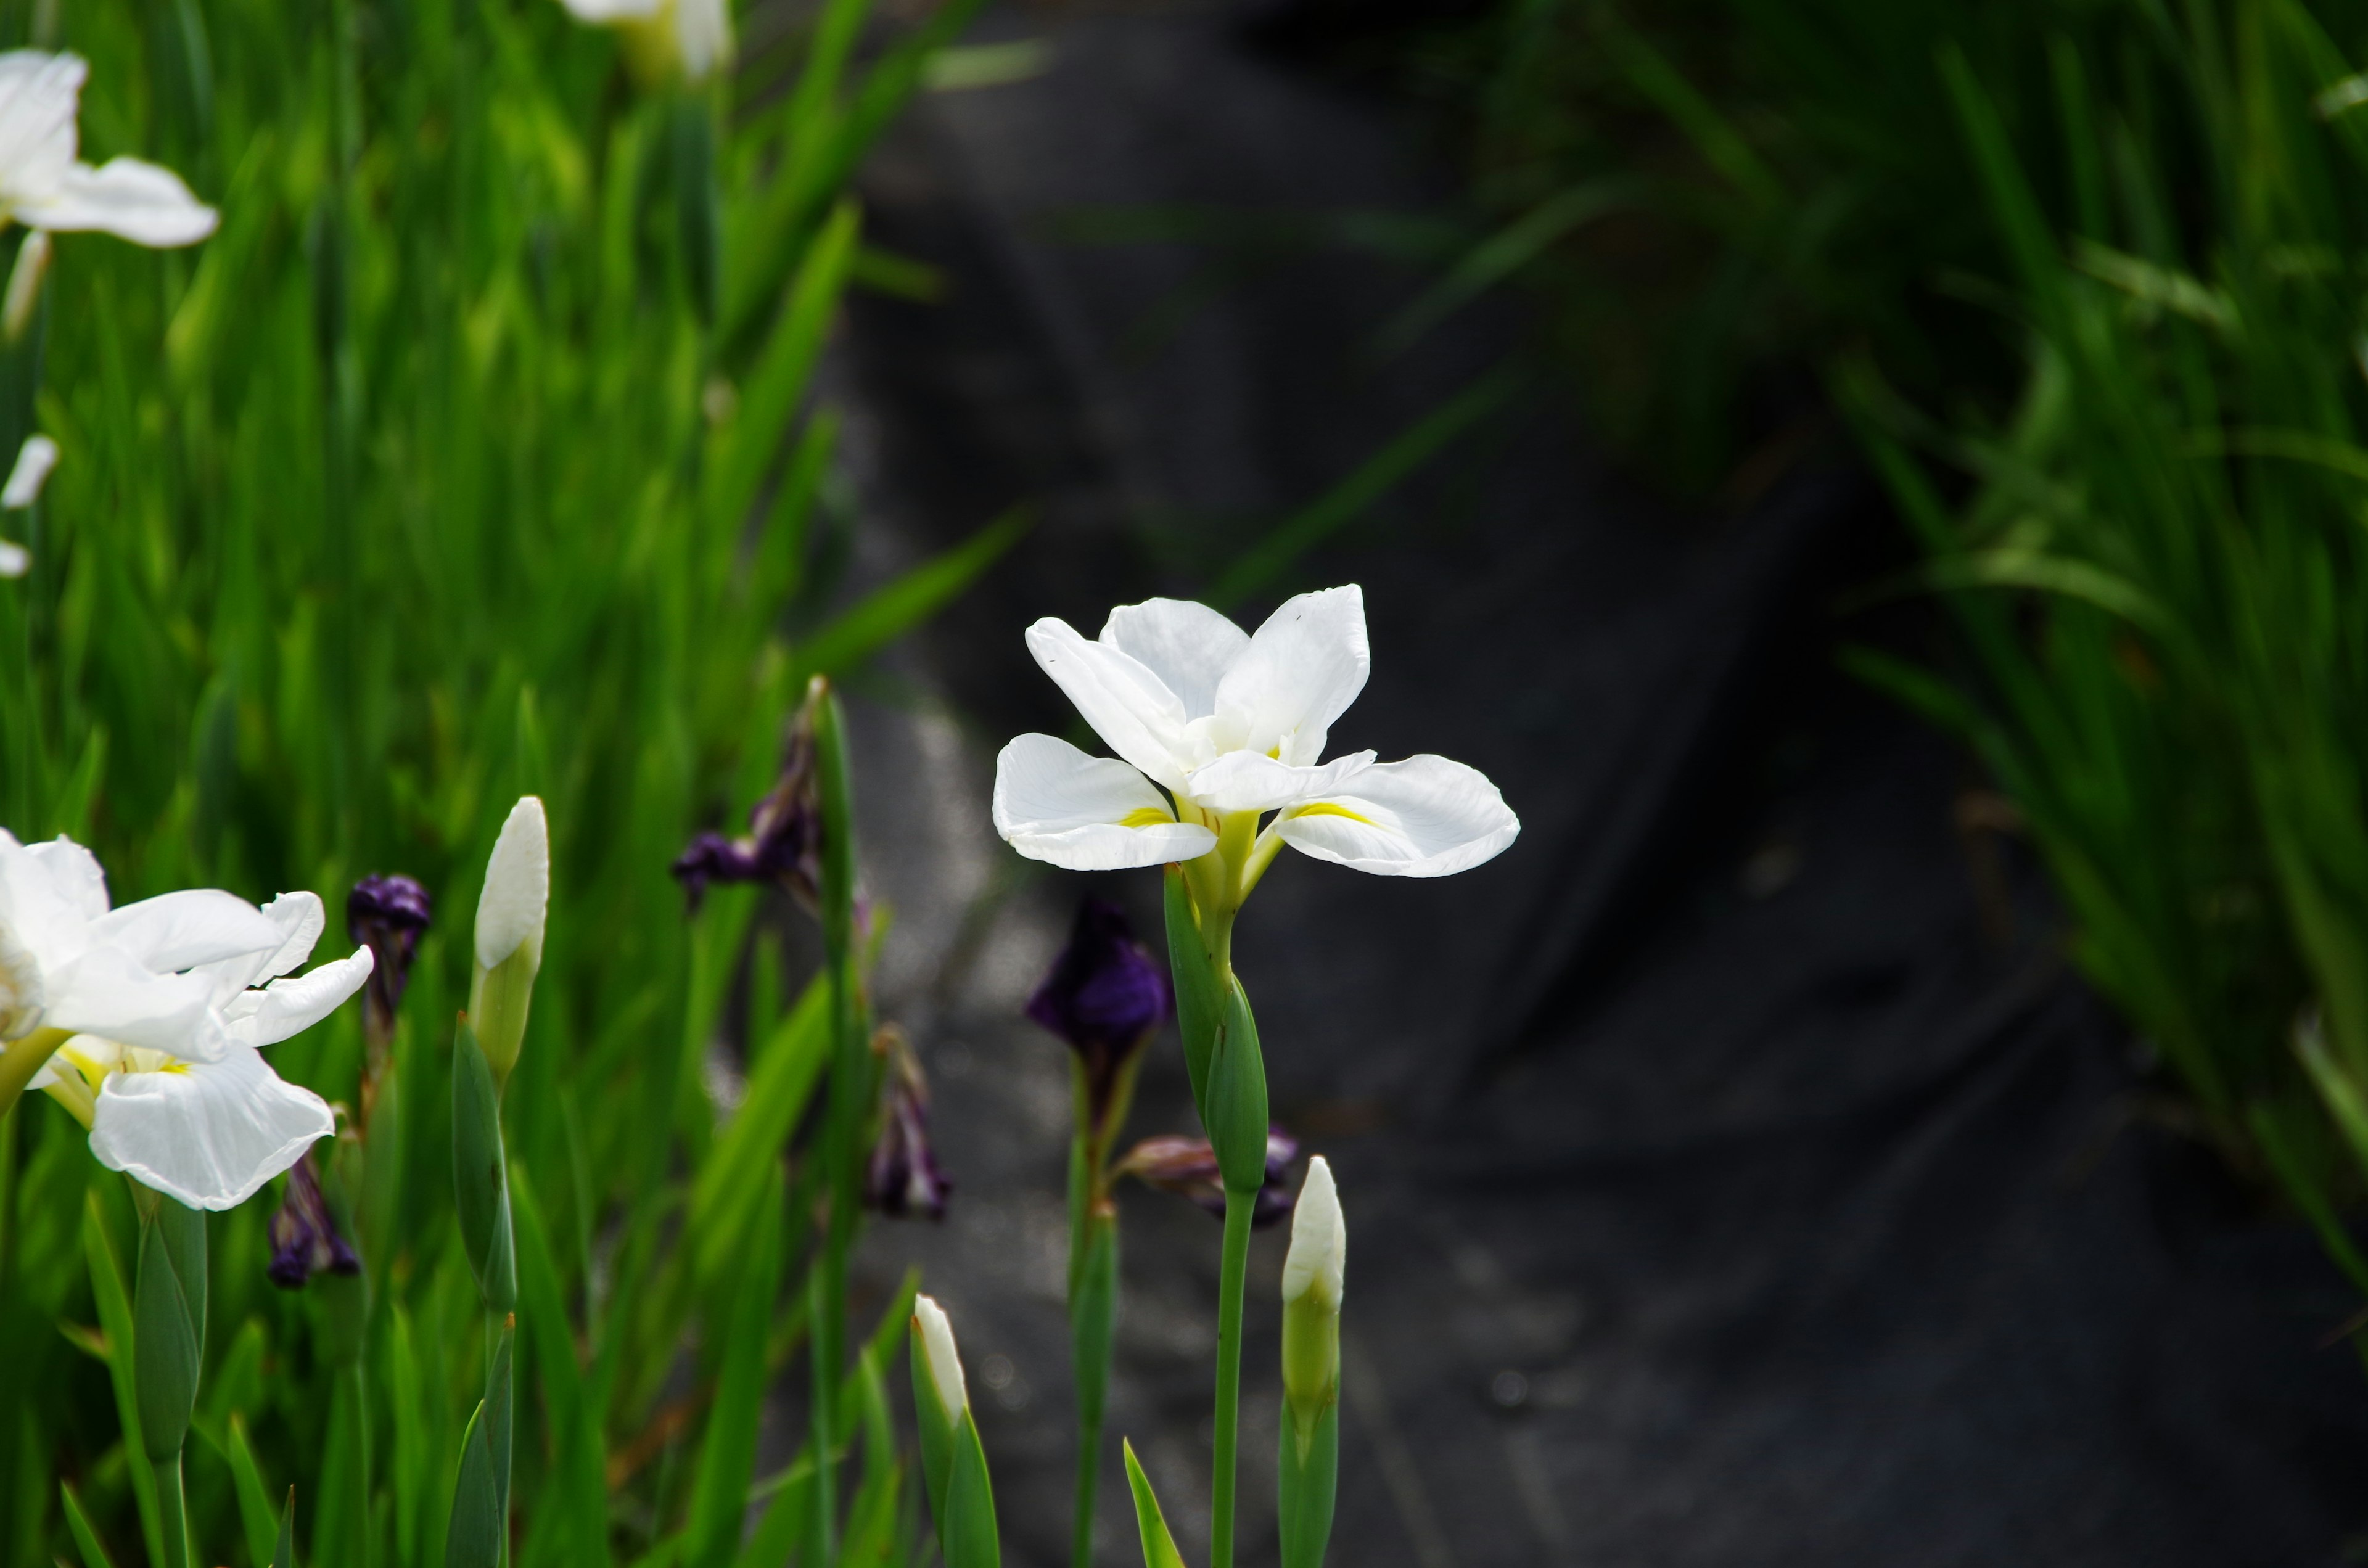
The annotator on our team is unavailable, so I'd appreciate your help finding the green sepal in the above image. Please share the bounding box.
[155,1197,207,1356]
[1121,1439,1190,1568]
[1276,1402,1339,1568]
[1164,866,1224,1123]
[273,1486,300,1568]
[910,1323,955,1529]
[443,1398,501,1568]
[1206,979,1271,1194]
[451,1020,517,1313]
[132,1217,200,1464]
[942,1409,1001,1568]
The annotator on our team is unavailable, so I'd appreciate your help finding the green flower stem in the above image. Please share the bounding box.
[156,1450,190,1568]
[1210,1184,1254,1568]
[0,1026,68,1122]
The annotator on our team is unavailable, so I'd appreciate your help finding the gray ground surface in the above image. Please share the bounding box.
[778,4,2368,1564]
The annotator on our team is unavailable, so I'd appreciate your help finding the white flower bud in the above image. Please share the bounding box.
[913,1294,969,1426]
[1281,1155,1344,1310]
[475,797,549,970]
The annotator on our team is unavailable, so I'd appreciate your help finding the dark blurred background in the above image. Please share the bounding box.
[815,1,2368,1562]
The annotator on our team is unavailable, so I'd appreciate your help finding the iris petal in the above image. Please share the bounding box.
[1275,753,1519,877]
[1212,585,1370,767]
[88,1045,334,1211]
[992,733,1217,871]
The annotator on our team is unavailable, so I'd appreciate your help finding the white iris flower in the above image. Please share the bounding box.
[554,0,733,86]
[992,586,1519,895]
[0,52,218,247]
[3,833,374,1209]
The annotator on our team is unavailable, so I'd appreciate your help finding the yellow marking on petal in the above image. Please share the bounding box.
[61,1046,111,1094]
[151,1059,193,1075]
[1120,807,1175,829]
[1291,802,1378,826]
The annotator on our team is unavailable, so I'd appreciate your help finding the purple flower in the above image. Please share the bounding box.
[672,707,823,914]
[1114,1126,1299,1228]
[347,872,432,1037]
[1026,899,1172,1127]
[266,1151,361,1289]
[865,1028,951,1221]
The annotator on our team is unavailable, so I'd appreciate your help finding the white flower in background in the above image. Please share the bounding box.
[992,585,1519,884]
[554,0,733,86]
[1,832,376,1209]
[0,432,52,578]
[0,52,217,247]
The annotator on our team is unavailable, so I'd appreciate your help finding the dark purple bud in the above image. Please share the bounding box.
[347,873,432,1033]
[865,1028,951,1221]
[267,1151,361,1289]
[671,704,826,916]
[1116,1126,1297,1229]
[1026,900,1172,1126]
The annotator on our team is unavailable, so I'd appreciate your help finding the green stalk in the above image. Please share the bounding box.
[1209,1186,1254,1568]
[156,1451,191,1568]
[810,681,866,1567]
[1068,1200,1117,1568]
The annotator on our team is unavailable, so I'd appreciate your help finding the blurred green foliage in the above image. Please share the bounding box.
[0,0,1002,1561]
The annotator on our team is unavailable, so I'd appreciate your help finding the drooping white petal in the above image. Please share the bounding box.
[24,833,107,920]
[1184,749,1376,815]
[1281,1155,1345,1308]
[0,52,84,205]
[992,733,1216,871]
[1100,599,1250,722]
[1024,618,1194,791]
[913,1294,970,1423]
[2,433,58,508]
[475,796,550,969]
[39,945,227,1057]
[1275,753,1519,878]
[1213,585,1370,767]
[14,157,218,247]
[88,1045,334,1210]
[89,888,287,973]
[220,946,373,1049]
[0,829,96,971]
[195,890,327,1001]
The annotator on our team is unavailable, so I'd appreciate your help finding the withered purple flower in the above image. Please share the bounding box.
[1115,1126,1298,1228]
[865,1027,950,1220]
[672,705,822,914]
[1026,898,1171,1128]
[267,1150,361,1289]
[348,874,432,1035]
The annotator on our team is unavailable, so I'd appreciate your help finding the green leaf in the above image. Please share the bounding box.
[942,1410,1001,1568]
[273,1487,299,1568]
[133,1217,200,1464]
[710,203,861,535]
[59,1480,119,1568]
[685,1174,786,1568]
[225,1413,279,1568]
[82,1194,162,1567]
[689,976,830,1288]
[910,1315,956,1530]
[1276,1403,1339,1568]
[1206,979,1272,1194]
[672,96,722,326]
[790,507,1033,683]
[1122,1439,1190,1568]
[512,1166,607,1567]
[451,1020,517,1313]
[444,1399,502,1568]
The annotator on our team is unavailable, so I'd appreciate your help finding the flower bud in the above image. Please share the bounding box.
[865,1027,951,1220]
[348,873,432,1045]
[1115,1125,1298,1227]
[913,1293,969,1427]
[1280,1155,1344,1444]
[266,1150,361,1289]
[471,797,548,1086]
[672,702,822,914]
[1026,898,1171,1131]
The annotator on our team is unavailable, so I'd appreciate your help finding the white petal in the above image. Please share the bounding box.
[196,890,326,999]
[1100,598,1249,722]
[1213,586,1370,767]
[41,945,228,1057]
[2,433,57,508]
[221,946,372,1049]
[88,1045,333,1210]
[475,796,549,969]
[0,52,84,207]
[1024,618,1194,791]
[913,1295,969,1423]
[88,888,285,972]
[1281,1155,1344,1308]
[1184,749,1375,814]
[0,540,25,577]
[557,0,663,18]
[675,0,734,81]
[15,157,218,247]
[0,829,94,971]
[25,833,107,920]
[992,733,1217,871]
[1275,753,1519,878]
